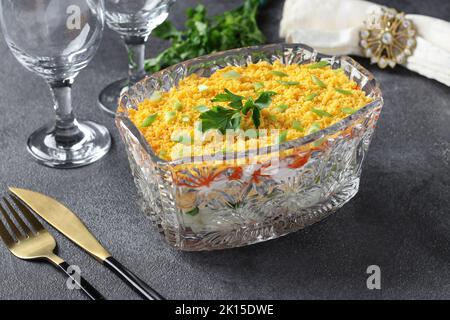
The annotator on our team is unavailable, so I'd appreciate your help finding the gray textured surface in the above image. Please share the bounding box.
[0,0,449,300]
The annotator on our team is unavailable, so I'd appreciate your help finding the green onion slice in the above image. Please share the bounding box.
[276,104,289,113]
[311,75,326,88]
[222,70,241,79]
[195,105,210,113]
[311,107,332,118]
[342,107,356,114]
[277,80,300,86]
[292,120,304,131]
[304,93,318,101]
[172,133,191,145]
[173,99,183,111]
[335,88,352,95]
[253,82,265,91]
[307,61,329,69]
[278,130,288,144]
[141,113,158,127]
[164,111,176,122]
[307,122,321,135]
[332,68,345,74]
[270,70,289,77]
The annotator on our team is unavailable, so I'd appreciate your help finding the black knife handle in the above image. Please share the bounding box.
[104,257,164,300]
[57,261,105,300]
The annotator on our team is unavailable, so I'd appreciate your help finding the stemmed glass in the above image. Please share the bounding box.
[98,0,175,116]
[0,0,111,168]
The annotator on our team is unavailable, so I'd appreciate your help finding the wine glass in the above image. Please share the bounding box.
[0,0,111,168]
[98,0,175,116]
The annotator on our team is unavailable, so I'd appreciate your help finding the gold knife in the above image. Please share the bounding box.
[9,187,164,300]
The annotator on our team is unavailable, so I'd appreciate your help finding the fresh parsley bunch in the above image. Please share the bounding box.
[200,89,277,134]
[145,0,266,73]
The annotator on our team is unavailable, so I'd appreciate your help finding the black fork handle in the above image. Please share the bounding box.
[57,261,105,300]
[104,257,164,300]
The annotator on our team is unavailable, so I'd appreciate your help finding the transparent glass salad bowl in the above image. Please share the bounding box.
[116,43,383,251]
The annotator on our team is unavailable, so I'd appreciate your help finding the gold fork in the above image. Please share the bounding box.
[0,195,105,300]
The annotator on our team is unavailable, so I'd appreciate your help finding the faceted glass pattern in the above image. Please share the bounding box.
[116,44,383,251]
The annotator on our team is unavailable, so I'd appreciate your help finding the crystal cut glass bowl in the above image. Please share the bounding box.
[116,43,383,251]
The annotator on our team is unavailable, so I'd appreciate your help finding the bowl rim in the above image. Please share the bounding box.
[116,43,383,167]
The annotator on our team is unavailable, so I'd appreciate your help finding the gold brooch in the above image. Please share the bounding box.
[360,7,416,68]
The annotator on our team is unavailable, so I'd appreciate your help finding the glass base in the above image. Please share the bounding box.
[27,121,111,169]
[98,78,129,117]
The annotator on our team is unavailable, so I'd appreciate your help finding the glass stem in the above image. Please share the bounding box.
[48,79,84,146]
[124,35,147,86]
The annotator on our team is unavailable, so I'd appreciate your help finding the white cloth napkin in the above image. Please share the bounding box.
[280,0,450,86]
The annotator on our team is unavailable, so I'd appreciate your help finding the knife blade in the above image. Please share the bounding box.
[9,188,111,262]
[9,187,164,300]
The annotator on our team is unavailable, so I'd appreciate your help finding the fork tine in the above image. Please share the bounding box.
[0,218,15,246]
[3,197,33,236]
[0,202,23,239]
[9,195,44,232]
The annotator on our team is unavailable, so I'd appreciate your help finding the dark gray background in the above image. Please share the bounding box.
[0,0,449,300]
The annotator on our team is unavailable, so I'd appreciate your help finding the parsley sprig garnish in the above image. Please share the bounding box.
[200,89,277,134]
[144,0,265,73]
